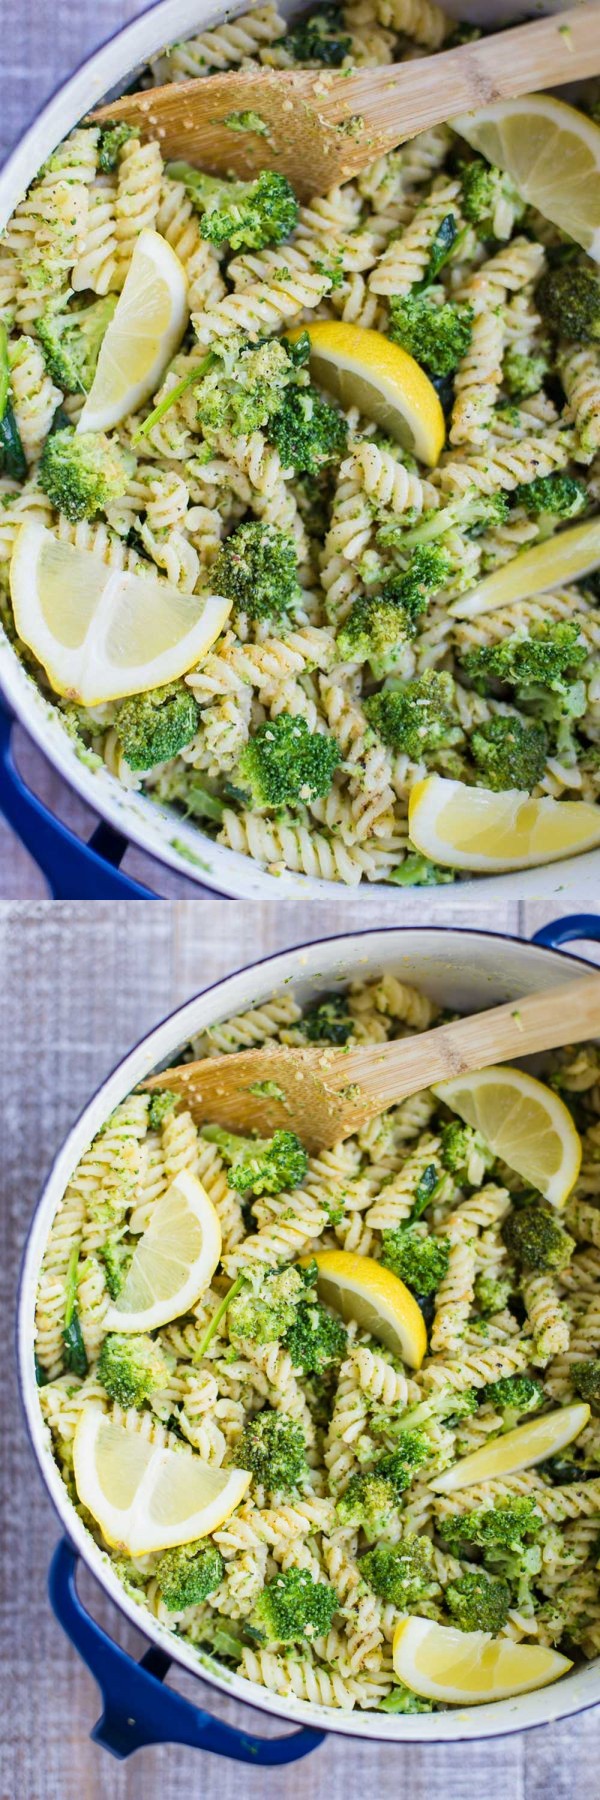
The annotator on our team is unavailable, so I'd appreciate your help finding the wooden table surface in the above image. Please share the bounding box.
[3,896,600,1800]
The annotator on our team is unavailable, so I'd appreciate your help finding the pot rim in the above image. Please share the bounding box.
[1,0,599,901]
[17,923,600,1741]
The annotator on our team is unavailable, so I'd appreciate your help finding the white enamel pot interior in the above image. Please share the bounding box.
[1,0,598,901]
[18,924,600,1742]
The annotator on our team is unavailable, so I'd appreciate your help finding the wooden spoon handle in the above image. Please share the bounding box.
[332,971,600,1110]
[334,3,600,161]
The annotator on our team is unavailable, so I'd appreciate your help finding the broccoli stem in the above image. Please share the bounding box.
[193,1274,244,1361]
[132,354,214,443]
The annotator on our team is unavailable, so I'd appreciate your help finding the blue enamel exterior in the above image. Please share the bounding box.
[0,702,154,898]
[49,1542,325,1764]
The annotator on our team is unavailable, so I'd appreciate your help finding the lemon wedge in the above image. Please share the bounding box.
[452,95,600,261]
[287,322,445,466]
[303,1249,427,1369]
[392,1616,572,1705]
[104,1169,221,1333]
[10,522,231,705]
[409,775,600,874]
[449,518,600,619]
[432,1402,590,1494]
[77,228,189,432]
[432,1064,581,1208]
[73,1401,249,1554]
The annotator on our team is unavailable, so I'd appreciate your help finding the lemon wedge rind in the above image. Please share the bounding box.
[104,1168,222,1333]
[304,1248,427,1369]
[392,1615,572,1704]
[431,1063,581,1207]
[10,521,231,706]
[77,228,189,433]
[452,94,600,260]
[288,321,445,466]
[431,1402,590,1494]
[449,518,600,619]
[409,775,600,875]
[73,1402,249,1555]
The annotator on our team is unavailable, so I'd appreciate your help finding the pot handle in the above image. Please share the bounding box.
[49,1541,325,1765]
[532,916,600,951]
[0,702,154,898]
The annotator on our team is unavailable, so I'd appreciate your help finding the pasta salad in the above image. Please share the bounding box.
[1,0,600,886]
[35,970,600,1713]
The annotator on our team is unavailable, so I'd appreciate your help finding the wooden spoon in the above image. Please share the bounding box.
[90,3,600,198]
[144,970,600,1152]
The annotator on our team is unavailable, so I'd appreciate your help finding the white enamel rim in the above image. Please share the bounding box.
[0,0,598,900]
[18,925,600,1742]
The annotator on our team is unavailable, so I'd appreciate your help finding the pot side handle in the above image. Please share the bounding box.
[49,1541,325,1765]
[532,916,600,951]
[0,702,154,898]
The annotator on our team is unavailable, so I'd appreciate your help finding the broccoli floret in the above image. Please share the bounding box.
[336,1471,397,1532]
[388,293,474,378]
[471,715,549,792]
[213,520,300,623]
[39,426,131,522]
[270,384,348,474]
[98,121,137,171]
[572,1358,600,1405]
[381,1225,450,1296]
[202,1124,308,1195]
[513,473,587,521]
[503,1204,575,1272]
[36,296,117,395]
[97,1332,170,1408]
[389,853,456,887]
[474,1273,513,1317]
[460,623,588,751]
[227,1264,308,1347]
[482,1374,545,1430]
[300,992,354,1044]
[223,111,270,134]
[337,1436,430,1529]
[284,1296,348,1374]
[156,1541,224,1610]
[148,1089,178,1129]
[446,1569,511,1634]
[166,163,298,251]
[378,491,509,554]
[440,1120,494,1179]
[503,347,550,402]
[196,335,303,439]
[232,1408,308,1492]
[99,1234,131,1300]
[336,593,414,667]
[537,263,600,342]
[361,1535,437,1608]
[236,714,340,810]
[439,1496,542,1556]
[113,683,201,771]
[337,547,451,667]
[379,1686,434,1713]
[276,5,352,64]
[461,621,587,694]
[460,158,523,238]
[364,670,458,760]
[250,1567,337,1644]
